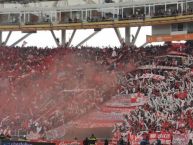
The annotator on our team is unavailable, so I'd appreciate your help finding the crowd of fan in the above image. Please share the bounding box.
[0,45,121,138]
[119,69,193,133]
[0,41,193,140]
[115,42,193,140]
[0,43,148,138]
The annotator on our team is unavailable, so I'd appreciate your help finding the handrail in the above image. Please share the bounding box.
[0,0,193,13]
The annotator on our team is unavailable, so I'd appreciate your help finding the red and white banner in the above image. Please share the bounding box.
[149,132,172,145]
[106,93,147,108]
[140,73,165,80]
[101,106,134,113]
[138,65,189,71]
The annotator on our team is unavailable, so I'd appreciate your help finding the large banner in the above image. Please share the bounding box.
[106,93,147,108]
[101,106,134,113]
[138,65,190,71]
[129,132,171,145]
[149,132,172,145]
[147,33,193,43]
[69,94,147,128]
[139,73,165,80]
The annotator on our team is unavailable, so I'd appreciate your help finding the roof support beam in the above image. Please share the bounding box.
[67,29,76,47]
[140,42,148,48]
[4,31,12,46]
[125,26,131,45]
[132,26,141,45]
[61,30,66,46]
[10,33,32,47]
[114,28,123,45]
[50,30,60,47]
[76,30,100,47]
[0,31,2,46]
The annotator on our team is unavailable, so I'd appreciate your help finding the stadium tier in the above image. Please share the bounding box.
[1,0,193,145]
[0,42,193,145]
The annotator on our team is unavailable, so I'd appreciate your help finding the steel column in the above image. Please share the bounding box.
[0,31,2,46]
[67,29,76,47]
[132,26,141,45]
[61,30,66,46]
[114,28,123,45]
[51,30,60,47]
[125,27,131,45]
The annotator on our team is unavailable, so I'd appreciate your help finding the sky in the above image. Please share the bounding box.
[2,26,152,48]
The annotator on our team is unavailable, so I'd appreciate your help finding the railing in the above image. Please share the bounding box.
[0,0,192,31]
[0,0,193,13]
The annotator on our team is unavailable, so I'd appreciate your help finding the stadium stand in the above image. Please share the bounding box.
[113,42,193,145]
[0,44,137,139]
[0,41,193,144]
[1,0,193,145]
[0,43,142,137]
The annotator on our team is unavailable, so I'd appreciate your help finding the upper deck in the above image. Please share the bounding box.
[0,0,192,31]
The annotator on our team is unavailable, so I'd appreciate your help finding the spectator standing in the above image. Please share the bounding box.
[140,138,150,145]
[104,138,108,145]
[188,139,193,145]
[117,136,125,145]
[89,134,97,145]
[156,138,161,145]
